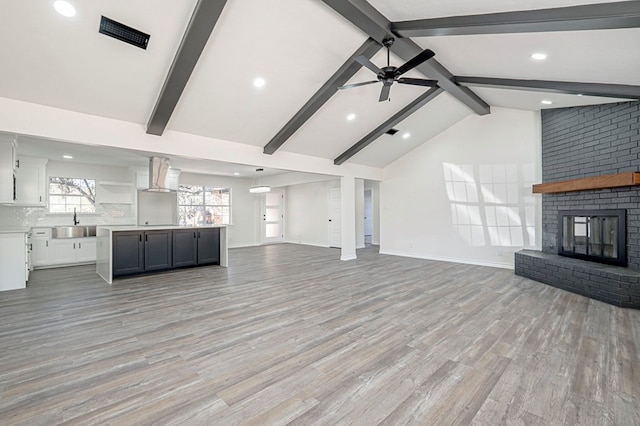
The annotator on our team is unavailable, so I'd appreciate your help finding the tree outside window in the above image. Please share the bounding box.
[178,185,230,226]
[49,177,96,213]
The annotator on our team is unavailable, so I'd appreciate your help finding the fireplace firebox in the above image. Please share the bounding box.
[558,209,626,266]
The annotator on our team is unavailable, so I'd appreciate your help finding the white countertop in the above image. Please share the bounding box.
[0,227,30,234]
[97,225,226,232]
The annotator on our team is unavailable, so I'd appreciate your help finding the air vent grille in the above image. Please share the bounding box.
[99,16,150,50]
[385,128,399,136]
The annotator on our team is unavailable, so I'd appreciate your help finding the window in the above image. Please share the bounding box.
[49,177,96,213]
[178,185,230,226]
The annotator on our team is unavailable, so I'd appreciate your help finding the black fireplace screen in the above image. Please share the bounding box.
[558,209,626,266]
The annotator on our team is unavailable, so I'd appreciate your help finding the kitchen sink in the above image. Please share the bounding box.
[52,225,97,239]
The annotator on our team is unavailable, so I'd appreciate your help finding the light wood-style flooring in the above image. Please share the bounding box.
[1,244,639,425]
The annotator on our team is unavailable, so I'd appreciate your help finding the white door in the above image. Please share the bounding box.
[364,189,373,238]
[262,190,284,243]
[328,187,341,248]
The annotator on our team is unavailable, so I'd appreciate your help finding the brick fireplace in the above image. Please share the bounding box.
[515,101,640,308]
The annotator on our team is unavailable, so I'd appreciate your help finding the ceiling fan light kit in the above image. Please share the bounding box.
[339,37,438,102]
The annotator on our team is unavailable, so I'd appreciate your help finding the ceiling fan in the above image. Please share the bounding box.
[339,38,438,102]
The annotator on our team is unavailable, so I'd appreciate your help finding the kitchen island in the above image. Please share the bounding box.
[96,225,227,284]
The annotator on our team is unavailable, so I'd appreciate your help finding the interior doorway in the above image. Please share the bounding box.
[262,190,284,244]
[364,189,373,245]
[328,187,341,248]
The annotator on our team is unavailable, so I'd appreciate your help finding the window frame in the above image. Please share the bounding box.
[178,185,231,226]
[48,176,97,214]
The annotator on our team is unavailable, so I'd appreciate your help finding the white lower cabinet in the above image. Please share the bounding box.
[50,238,97,265]
[31,237,51,267]
[31,227,51,268]
[32,230,97,268]
[51,240,77,264]
[76,239,97,263]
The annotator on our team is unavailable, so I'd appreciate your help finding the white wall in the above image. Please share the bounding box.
[179,172,259,248]
[381,107,542,269]
[262,172,336,188]
[0,98,383,181]
[285,179,339,247]
[137,191,177,226]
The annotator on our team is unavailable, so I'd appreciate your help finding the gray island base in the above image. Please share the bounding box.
[96,225,227,284]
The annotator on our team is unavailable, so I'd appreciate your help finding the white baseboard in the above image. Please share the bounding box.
[228,243,261,249]
[285,241,331,248]
[340,254,357,261]
[379,250,514,270]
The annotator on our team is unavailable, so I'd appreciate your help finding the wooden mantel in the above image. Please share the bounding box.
[532,172,640,194]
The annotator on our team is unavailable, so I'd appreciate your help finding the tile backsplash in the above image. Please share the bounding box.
[0,204,135,229]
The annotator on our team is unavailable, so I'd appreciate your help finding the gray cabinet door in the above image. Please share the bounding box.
[197,228,220,265]
[173,229,197,268]
[144,230,173,272]
[113,231,144,276]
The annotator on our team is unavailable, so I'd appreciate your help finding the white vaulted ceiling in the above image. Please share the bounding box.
[0,0,637,174]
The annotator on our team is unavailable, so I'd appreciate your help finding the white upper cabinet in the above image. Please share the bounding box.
[15,156,48,206]
[0,137,18,204]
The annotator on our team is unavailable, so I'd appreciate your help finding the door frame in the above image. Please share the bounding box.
[327,186,341,248]
[261,189,285,244]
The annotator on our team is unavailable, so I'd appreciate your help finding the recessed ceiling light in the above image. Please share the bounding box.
[577,93,584,97]
[53,1,76,17]
[530,52,547,61]
[233,172,240,176]
[541,100,553,105]
[346,113,356,121]
[402,133,411,139]
[63,155,73,159]
[253,77,265,88]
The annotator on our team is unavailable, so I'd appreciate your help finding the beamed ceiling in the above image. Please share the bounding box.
[1,0,639,172]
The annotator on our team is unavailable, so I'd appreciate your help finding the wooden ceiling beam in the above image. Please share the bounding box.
[263,38,381,155]
[147,0,228,136]
[455,76,640,100]
[334,87,443,165]
[392,1,640,37]
[320,0,490,116]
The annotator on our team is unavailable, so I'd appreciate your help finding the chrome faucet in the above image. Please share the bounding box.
[73,208,80,225]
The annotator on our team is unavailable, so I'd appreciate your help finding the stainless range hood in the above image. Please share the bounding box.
[146,156,172,192]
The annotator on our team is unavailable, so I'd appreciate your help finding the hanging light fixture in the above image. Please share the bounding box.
[249,168,271,193]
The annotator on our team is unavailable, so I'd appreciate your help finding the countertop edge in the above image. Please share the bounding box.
[97,225,227,232]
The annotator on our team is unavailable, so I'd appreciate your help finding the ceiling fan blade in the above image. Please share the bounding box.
[338,80,379,90]
[395,49,435,76]
[355,55,383,75]
[378,84,391,102]
[397,78,438,87]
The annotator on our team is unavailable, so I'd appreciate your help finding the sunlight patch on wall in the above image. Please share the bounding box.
[443,162,536,248]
